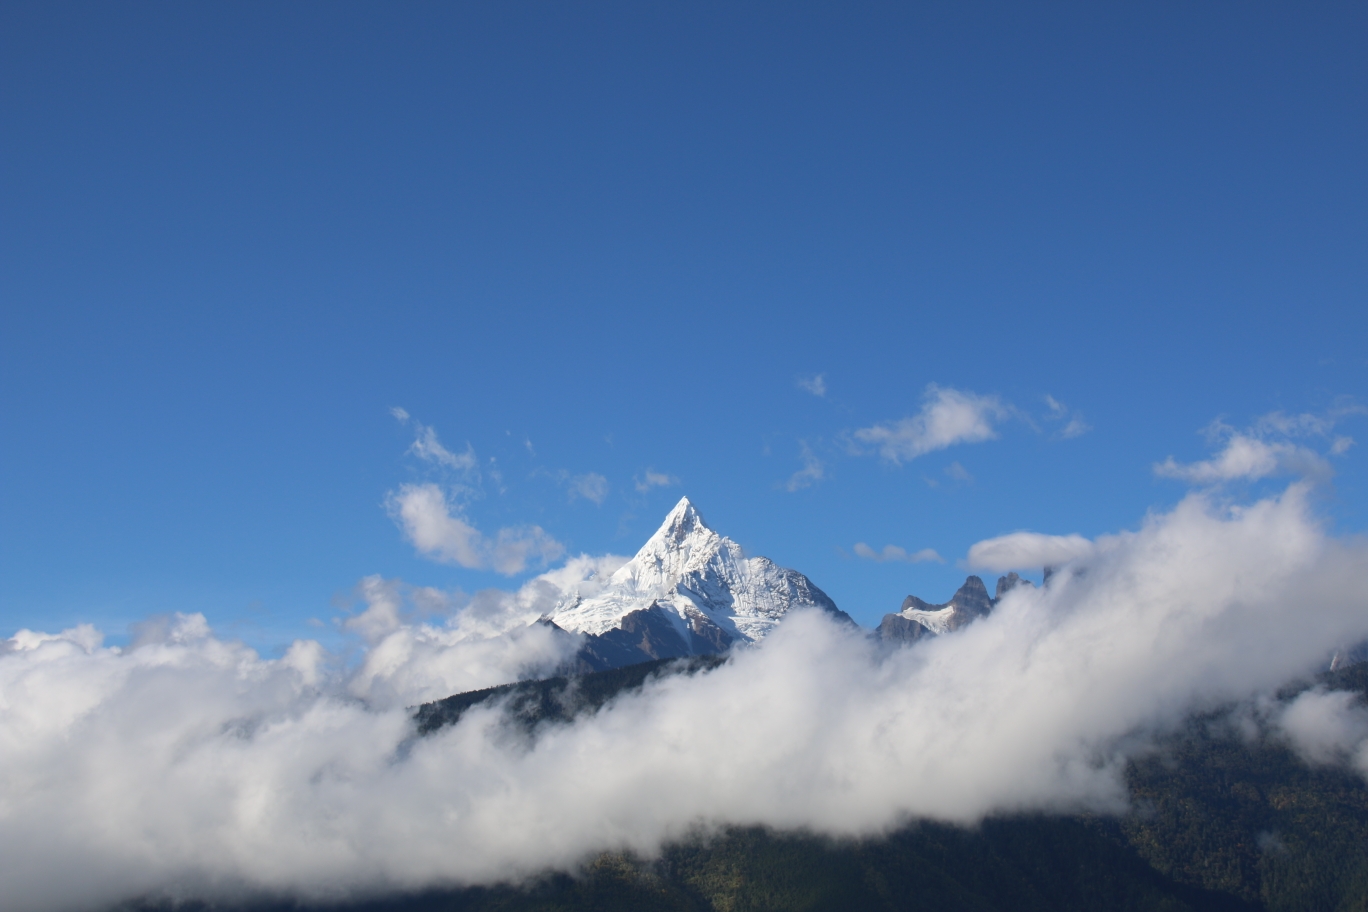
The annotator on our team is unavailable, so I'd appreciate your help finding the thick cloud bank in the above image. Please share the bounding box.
[4,484,1368,911]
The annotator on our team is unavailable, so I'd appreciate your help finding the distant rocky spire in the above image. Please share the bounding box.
[882,572,1036,643]
[995,572,1028,600]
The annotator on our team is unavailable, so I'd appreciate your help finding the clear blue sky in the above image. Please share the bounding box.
[2,2,1365,649]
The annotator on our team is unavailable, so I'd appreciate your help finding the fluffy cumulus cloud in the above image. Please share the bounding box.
[855,385,1007,463]
[387,483,564,575]
[797,373,827,397]
[1154,435,1328,484]
[853,543,943,564]
[1156,407,1364,485]
[341,569,612,708]
[5,483,1368,911]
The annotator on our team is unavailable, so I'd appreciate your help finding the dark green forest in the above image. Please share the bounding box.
[128,663,1368,912]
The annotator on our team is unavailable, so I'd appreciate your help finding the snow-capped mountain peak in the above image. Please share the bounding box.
[604,496,723,598]
[547,497,848,655]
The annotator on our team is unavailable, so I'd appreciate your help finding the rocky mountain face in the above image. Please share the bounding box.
[548,497,853,671]
[877,572,1031,643]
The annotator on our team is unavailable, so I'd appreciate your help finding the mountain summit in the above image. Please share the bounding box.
[550,497,850,669]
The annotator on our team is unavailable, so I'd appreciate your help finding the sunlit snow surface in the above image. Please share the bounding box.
[548,497,833,642]
[900,606,958,635]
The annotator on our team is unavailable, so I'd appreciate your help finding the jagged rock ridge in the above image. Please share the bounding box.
[548,497,852,670]
[877,572,1031,643]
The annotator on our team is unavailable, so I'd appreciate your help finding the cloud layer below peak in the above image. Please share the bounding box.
[4,482,1368,911]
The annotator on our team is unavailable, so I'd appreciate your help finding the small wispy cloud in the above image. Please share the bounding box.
[854,385,1007,464]
[1061,417,1090,439]
[797,374,827,397]
[392,411,478,474]
[634,469,679,493]
[1044,395,1090,439]
[410,425,477,472]
[566,473,609,505]
[1254,405,1366,438]
[853,543,943,564]
[944,461,973,483]
[785,441,825,491]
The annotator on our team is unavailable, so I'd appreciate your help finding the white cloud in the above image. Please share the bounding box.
[347,582,582,708]
[4,482,1368,911]
[1254,405,1366,438]
[348,557,629,706]
[345,575,405,642]
[1276,688,1368,770]
[390,413,479,474]
[388,483,484,567]
[1155,433,1328,484]
[1044,394,1089,439]
[532,553,631,604]
[784,441,825,491]
[1060,416,1089,438]
[1156,407,1364,485]
[944,461,973,483]
[566,473,609,505]
[853,543,943,564]
[854,385,1007,463]
[966,531,1096,571]
[387,483,564,575]
[797,373,827,397]
[409,425,477,472]
[634,469,678,493]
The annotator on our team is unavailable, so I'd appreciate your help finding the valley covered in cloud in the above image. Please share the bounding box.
[4,478,1368,912]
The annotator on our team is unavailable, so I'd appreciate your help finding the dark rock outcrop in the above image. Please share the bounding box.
[876,613,933,644]
[995,571,1028,599]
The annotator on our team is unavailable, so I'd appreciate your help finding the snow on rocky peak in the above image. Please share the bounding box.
[548,496,846,645]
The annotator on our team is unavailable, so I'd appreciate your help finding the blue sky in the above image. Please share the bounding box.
[2,2,1366,649]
